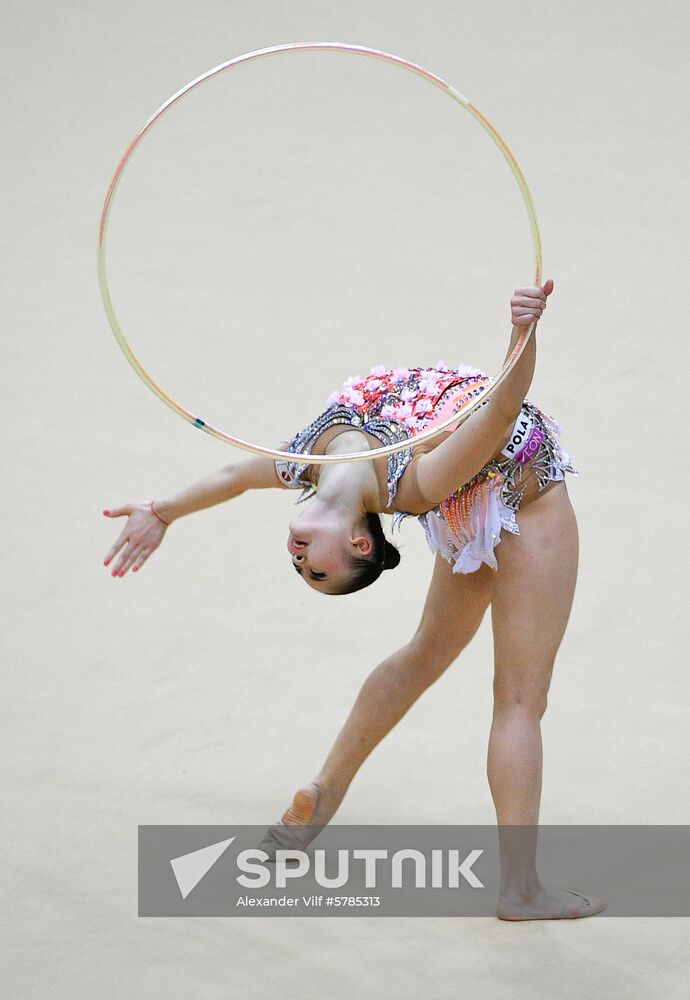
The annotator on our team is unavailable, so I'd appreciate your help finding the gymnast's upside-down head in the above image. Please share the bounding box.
[287,502,400,595]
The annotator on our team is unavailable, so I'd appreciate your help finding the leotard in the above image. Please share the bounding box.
[276,365,578,574]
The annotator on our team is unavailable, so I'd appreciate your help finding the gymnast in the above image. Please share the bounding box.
[103,280,605,919]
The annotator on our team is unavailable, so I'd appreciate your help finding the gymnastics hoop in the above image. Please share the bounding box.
[98,41,542,465]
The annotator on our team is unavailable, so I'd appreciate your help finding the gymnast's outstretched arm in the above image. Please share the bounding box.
[101,452,286,576]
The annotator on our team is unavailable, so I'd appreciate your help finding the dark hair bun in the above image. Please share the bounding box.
[382,540,401,571]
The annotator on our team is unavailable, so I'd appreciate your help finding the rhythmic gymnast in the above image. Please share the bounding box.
[102,279,605,919]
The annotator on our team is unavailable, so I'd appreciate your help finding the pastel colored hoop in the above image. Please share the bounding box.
[98,41,541,465]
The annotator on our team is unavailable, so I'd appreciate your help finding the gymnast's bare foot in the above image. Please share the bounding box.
[497,885,606,920]
[257,780,338,858]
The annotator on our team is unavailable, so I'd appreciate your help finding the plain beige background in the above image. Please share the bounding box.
[2,1,688,998]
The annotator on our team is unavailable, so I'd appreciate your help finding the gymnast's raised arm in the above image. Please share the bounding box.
[101,451,286,577]
[413,280,554,509]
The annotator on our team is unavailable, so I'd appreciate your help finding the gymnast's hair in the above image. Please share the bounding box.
[331,513,401,595]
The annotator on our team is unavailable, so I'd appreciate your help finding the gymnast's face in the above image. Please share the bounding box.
[287,508,373,594]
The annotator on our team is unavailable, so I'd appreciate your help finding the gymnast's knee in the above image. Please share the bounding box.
[492,679,549,718]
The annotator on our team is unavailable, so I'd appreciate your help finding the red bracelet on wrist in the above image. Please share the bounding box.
[150,499,170,526]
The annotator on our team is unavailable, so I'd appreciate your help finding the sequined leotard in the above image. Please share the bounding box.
[276,365,578,574]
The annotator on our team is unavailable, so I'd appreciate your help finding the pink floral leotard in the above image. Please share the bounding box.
[276,364,578,574]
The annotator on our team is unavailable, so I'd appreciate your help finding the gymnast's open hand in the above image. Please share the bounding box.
[102,502,168,577]
[510,279,554,328]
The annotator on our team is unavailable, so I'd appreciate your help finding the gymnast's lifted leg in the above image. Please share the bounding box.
[260,553,494,845]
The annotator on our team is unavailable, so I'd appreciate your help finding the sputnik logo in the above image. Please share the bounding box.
[170,837,236,900]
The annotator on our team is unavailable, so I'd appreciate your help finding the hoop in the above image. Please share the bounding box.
[98,41,541,465]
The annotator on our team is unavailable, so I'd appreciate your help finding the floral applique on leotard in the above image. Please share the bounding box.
[276,364,490,508]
